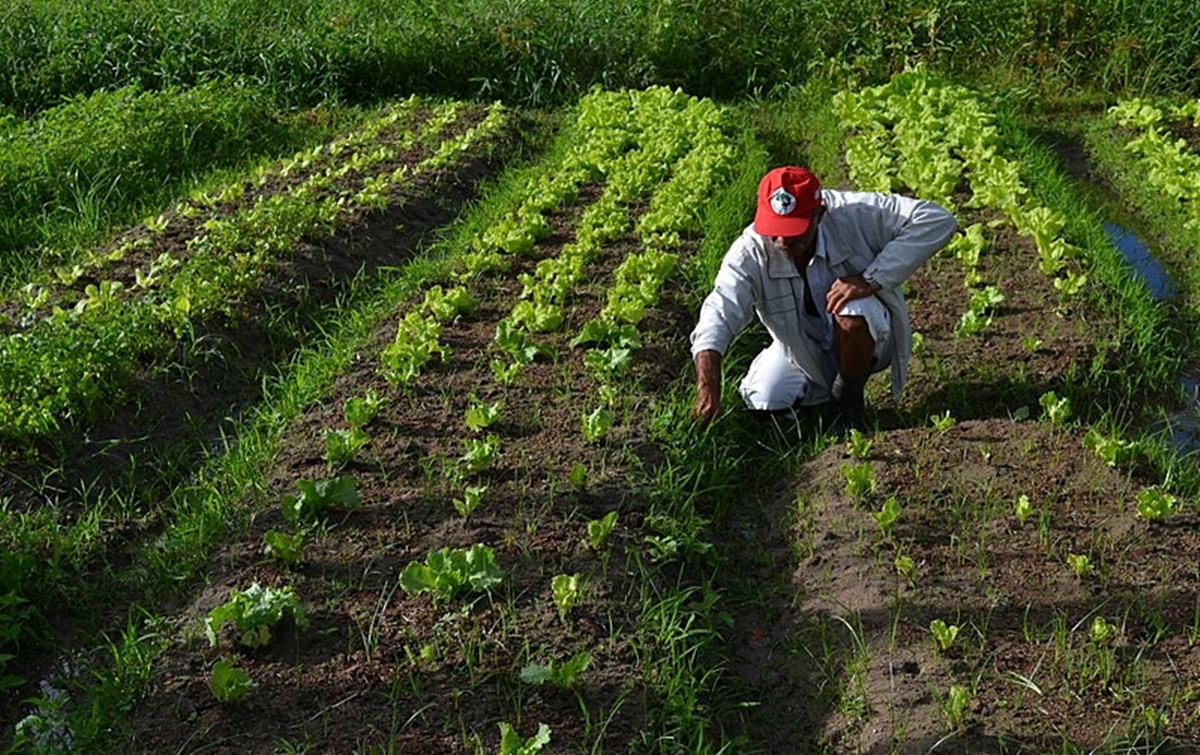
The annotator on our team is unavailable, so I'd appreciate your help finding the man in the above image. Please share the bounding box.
[690,165,956,426]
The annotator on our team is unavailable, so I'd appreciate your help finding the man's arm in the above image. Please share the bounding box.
[693,349,722,424]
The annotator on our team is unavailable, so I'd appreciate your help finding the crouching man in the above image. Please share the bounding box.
[690,166,956,427]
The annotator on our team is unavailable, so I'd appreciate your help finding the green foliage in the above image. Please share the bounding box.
[568,461,589,492]
[845,427,873,460]
[1066,553,1092,577]
[282,475,361,525]
[263,530,305,565]
[1014,494,1034,524]
[453,484,488,519]
[587,511,618,549]
[582,406,615,442]
[344,390,387,428]
[1039,391,1071,425]
[422,285,478,321]
[460,434,501,475]
[1135,487,1177,521]
[551,573,586,616]
[465,397,503,432]
[399,544,504,604]
[210,658,256,704]
[1083,427,1135,467]
[205,582,308,648]
[929,619,961,653]
[929,410,956,433]
[324,427,370,466]
[842,462,876,500]
[380,311,449,387]
[873,497,900,539]
[497,722,551,755]
[520,651,591,689]
[942,684,971,731]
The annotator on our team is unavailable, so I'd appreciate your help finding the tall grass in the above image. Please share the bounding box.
[3,0,1199,117]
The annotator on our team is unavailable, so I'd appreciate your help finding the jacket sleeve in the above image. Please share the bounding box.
[860,194,957,290]
[689,240,760,357]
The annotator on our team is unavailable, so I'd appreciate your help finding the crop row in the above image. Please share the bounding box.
[0,97,511,443]
[1107,97,1200,232]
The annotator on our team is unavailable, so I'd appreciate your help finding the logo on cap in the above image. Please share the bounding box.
[770,187,796,217]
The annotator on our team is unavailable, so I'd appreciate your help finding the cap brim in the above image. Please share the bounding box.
[754,207,814,237]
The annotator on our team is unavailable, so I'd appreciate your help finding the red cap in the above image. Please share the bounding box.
[754,166,823,237]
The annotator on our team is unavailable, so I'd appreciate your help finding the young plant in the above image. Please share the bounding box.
[873,496,901,539]
[929,619,961,654]
[1013,494,1034,524]
[399,544,504,604]
[1083,427,1134,467]
[324,427,370,466]
[465,396,503,432]
[453,484,487,519]
[519,651,592,689]
[846,427,873,460]
[1135,487,1177,521]
[551,573,586,617]
[941,684,971,731]
[1066,553,1092,578]
[567,461,588,492]
[895,553,916,583]
[263,530,305,565]
[582,406,614,442]
[205,582,308,649]
[422,284,478,321]
[1039,391,1071,425]
[929,410,956,433]
[210,658,255,704]
[842,462,876,501]
[460,434,501,475]
[380,311,449,386]
[344,390,387,428]
[497,722,551,755]
[282,475,360,524]
[587,511,618,549]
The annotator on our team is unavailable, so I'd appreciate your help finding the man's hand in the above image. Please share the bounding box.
[693,350,722,425]
[826,273,876,314]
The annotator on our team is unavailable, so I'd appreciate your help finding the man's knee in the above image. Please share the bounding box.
[834,313,872,339]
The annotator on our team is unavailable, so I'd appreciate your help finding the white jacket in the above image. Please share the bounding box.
[690,190,957,400]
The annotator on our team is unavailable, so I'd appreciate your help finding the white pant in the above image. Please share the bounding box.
[738,296,894,410]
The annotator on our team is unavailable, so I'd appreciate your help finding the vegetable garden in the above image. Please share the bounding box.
[3,3,1200,753]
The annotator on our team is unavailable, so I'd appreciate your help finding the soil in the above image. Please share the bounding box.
[4,115,1199,754]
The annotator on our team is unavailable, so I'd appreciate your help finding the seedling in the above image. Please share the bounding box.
[873,497,900,539]
[520,651,591,689]
[1014,494,1033,524]
[1090,615,1115,645]
[894,553,916,582]
[583,406,614,443]
[205,582,308,648]
[1066,553,1092,578]
[842,462,876,501]
[380,311,449,386]
[567,461,588,492]
[587,511,618,549]
[941,684,971,731]
[324,427,370,466]
[460,435,501,474]
[583,346,632,381]
[497,722,551,755]
[551,573,586,617]
[929,410,956,433]
[210,658,255,704]
[282,475,360,525]
[263,530,305,565]
[421,284,477,321]
[1135,487,1177,521]
[399,544,504,604]
[344,390,387,428]
[930,619,960,654]
[465,397,503,432]
[453,484,487,519]
[1083,427,1134,467]
[1039,391,1071,425]
[846,427,873,460]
